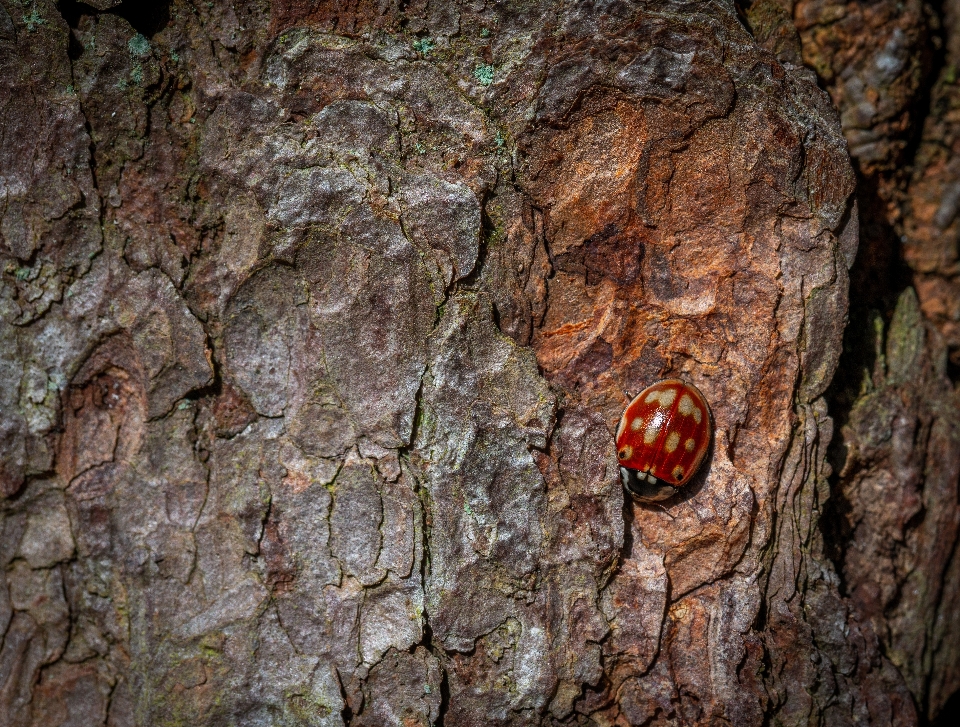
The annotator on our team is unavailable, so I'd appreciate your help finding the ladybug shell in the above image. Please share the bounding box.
[615,379,712,490]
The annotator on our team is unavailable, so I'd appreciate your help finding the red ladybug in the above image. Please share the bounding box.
[616,379,712,502]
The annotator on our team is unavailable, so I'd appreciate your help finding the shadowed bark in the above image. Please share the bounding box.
[1,1,958,725]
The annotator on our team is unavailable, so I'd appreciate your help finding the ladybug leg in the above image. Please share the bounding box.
[620,467,679,503]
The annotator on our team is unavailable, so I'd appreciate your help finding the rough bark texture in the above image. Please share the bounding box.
[0,1,958,725]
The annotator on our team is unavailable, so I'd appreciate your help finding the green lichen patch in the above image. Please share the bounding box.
[22,9,45,32]
[413,37,435,55]
[128,33,151,58]
[473,64,495,86]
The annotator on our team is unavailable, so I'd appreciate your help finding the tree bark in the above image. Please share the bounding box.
[0,1,958,725]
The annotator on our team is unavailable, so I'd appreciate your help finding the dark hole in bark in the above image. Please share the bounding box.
[821,307,883,589]
[948,357,960,386]
[930,687,960,727]
[338,678,353,724]
[731,1,753,35]
[57,0,171,38]
[57,0,94,28]
[849,172,916,315]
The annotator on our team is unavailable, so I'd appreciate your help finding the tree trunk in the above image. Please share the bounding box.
[1,1,958,725]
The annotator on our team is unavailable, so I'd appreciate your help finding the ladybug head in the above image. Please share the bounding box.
[620,466,679,503]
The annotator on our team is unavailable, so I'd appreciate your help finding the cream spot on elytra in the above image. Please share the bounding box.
[665,431,680,453]
[631,416,644,431]
[685,438,696,452]
[618,445,633,460]
[658,388,677,406]
[679,394,704,423]
[672,465,685,480]
[643,411,665,444]
[646,388,677,407]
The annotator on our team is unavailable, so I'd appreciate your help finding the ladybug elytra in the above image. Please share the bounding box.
[616,379,712,502]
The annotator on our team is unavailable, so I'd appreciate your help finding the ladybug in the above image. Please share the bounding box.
[616,379,712,502]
